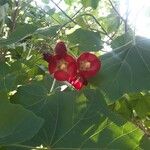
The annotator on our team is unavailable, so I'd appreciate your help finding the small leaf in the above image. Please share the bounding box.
[82,0,100,9]
[0,24,37,47]
[64,0,75,5]
[36,25,60,37]
[115,92,150,119]
[101,13,120,33]
[68,28,102,51]
[42,0,49,4]
[84,89,125,125]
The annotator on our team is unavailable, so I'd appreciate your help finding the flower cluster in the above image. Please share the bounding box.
[43,41,101,90]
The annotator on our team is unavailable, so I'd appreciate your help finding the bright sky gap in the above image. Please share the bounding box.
[33,0,150,38]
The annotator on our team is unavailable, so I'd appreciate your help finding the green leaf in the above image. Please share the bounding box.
[91,37,150,102]
[0,24,37,47]
[82,0,100,9]
[0,0,9,6]
[75,16,89,29]
[114,92,150,119]
[11,87,143,150]
[111,33,132,49]
[68,28,102,51]
[0,62,28,92]
[0,62,16,92]
[84,90,125,125]
[42,0,49,4]
[113,96,133,120]
[0,101,44,145]
[64,0,75,5]
[139,135,150,150]
[36,25,60,37]
[11,81,48,107]
[101,14,120,33]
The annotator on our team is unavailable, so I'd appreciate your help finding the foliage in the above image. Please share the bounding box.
[0,0,150,149]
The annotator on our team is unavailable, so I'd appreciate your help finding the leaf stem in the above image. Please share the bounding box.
[50,79,56,93]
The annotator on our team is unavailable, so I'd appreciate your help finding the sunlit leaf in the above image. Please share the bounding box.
[0,24,37,47]
[64,0,75,5]
[67,28,102,51]
[81,0,100,9]
[36,25,60,37]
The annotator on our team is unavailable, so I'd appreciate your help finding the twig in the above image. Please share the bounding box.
[34,1,61,25]
[50,0,77,24]
[50,6,83,39]
[108,0,125,22]
[11,0,20,31]
[108,0,130,33]
[80,13,112,39]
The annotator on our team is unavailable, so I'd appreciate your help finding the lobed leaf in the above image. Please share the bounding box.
[91,37,150,102]
[0,101,44,145]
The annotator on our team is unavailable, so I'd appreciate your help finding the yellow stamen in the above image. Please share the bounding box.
[80,61,91,70]
[57,60,68,71]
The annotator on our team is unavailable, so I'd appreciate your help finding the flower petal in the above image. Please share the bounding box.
[54,70,70,81]
[77,52,101,79]
[64,54,76,63]
[43,53,53,63]
[68,75,87,90]
[67,62,77,78]
[48,56,57,74]
[55,41,67,56]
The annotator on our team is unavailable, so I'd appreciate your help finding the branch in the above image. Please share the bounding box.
[108,0,125,22]
[80,13,112,40]
[34,1,61,25]
[11,0,20,31]
[51,6,83,39]
[108,0,129,33]
[50,0,77,24]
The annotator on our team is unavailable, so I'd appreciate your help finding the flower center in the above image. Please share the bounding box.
[80,61,91,70]
[57,59,68,71]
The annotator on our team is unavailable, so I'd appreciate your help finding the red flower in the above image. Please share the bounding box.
[43,42,101,91]
[68,74,87,90]
[48,54,77,81]
[55,41,67,56]
[77,52,101,79]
